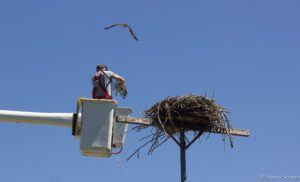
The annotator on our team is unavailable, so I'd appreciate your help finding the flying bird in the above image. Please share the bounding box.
[104,23,139,41]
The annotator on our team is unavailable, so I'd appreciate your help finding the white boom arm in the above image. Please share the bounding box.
[0,110,78,128]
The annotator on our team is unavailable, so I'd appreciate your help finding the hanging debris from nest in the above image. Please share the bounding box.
[128,95,234,160]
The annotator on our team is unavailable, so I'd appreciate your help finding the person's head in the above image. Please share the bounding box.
[96,64,108,71]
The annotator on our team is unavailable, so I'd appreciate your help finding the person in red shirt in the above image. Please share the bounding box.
[91,64,125,99]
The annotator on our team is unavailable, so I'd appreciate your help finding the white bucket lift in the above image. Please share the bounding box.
[78,99,116,157]
[0,98,132,158]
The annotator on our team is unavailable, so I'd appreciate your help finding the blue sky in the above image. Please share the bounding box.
[0,0,299,181]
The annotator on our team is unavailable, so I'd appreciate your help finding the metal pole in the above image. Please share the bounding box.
[180,130,187,182]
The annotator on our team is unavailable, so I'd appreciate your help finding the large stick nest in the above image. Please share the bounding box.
[129,95,234,160]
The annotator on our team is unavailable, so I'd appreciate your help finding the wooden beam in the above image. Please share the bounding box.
[209,128,250,137]
[116,115,250,137]
[117,115,151,125]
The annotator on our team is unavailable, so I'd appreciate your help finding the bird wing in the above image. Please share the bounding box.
[127,26,139,41]
[104,24,122,29]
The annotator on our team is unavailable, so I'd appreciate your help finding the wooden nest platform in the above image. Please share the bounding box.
[129,95,234,159]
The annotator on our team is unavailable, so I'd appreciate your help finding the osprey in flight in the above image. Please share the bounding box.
[104,23,139,41]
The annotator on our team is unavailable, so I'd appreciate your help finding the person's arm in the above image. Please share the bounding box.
[91,74,99,87]
[112,74,125,83]
[107,71,125,83]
